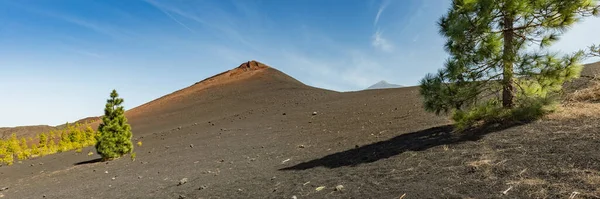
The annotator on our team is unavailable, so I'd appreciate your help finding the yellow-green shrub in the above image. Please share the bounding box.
[0,123,98,166]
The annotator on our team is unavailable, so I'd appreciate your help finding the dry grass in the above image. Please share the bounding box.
[548,79,600,120]
[566,77,600,103]
[547,102,600,120]
[508,178,547,186]
[467,159,493,168]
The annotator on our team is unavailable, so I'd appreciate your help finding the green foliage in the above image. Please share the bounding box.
[589,44,600,57]
[0,122,98,166]
[420,0,598,129]
[130,152,136,161]
[96,90,133,161]
[452,97,555,130]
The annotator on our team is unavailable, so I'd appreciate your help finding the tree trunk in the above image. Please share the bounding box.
[502,12,515,108]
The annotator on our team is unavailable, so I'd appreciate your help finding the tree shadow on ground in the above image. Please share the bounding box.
[74,158,103,166]
[280,122,524,170]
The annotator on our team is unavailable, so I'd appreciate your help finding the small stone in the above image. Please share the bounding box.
[291,196,297,199]
[282,113,286,115]
[138,176,142,179]
[105,171,109,174]
[271,176,276,181]
[312,112,317,116]
[30,164,34,167]
[298,145,305,148]
[335,185,344,191]
[177,126,182,130]
[178,178,188,186]
[238,189,243,192]
[219,159,225,163]
[43,195,46,198]
[198,185,208,190]
[39,163,43,165]
[0,187,8,191]
[189,144,194,148]
[112,177,116,180]
[178,195,186,199]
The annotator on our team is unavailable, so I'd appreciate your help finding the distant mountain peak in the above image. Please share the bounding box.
[366,80,403,90]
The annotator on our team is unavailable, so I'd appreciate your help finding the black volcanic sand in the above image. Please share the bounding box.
[1,62,600,198]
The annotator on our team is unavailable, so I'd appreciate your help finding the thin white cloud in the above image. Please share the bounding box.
[146,1,261,53]
[374,0,389,26]
[372,30,393,52]
[7,2,128,40]
[144,0,196,33]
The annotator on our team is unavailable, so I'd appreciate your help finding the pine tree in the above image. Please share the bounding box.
[590,44,600,57]
[420,0,599,128]
[95,89,133,160]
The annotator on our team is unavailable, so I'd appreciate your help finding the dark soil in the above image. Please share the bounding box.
[1,61,599,199]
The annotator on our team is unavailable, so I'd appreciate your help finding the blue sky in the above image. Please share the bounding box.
[0,0,599,127]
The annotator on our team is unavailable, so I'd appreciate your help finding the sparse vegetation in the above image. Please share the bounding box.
[548,77,600,120]
[95,90,134,161]
[0,123,98,166]
[420,0,599,130]
[130,152,136,161]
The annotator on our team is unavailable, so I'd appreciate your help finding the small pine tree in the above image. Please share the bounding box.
[96,90,133,160]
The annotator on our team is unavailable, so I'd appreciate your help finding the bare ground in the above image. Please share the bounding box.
[1,61,600,199]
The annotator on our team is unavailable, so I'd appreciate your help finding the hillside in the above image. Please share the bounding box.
[0,61,599,198]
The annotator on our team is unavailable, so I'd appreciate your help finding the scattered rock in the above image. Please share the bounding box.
[177,126,182,130]
[298,145,305,148]
[30,164,34,167]
[138,176,142,179]
[219,159,225,163]
[43,195,46,198]
[271,176,276,181]
[282,113,286,115]
[189,144,194,148]
[237,188,243,192]
[178,178,188,186]
[0,187,8,191]
[292,196,297,199]
[178,194,186,199]
[39,162,43,165]
[111,177,116,180]
[335,185,344,191]
[104,171,109,174]
[198,185,208,190]
[312,112,317,116]
[315,186,326,191]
